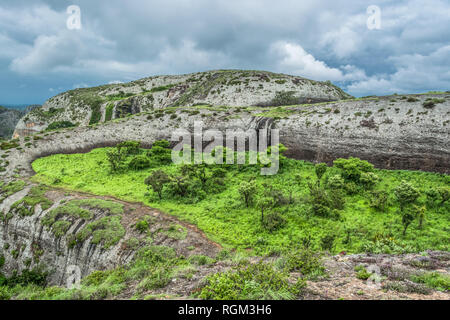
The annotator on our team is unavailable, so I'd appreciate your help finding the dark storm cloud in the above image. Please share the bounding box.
[0,0,449,104]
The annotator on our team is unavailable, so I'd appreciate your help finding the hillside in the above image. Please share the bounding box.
[13,70,351,137]
[0,71,448,301]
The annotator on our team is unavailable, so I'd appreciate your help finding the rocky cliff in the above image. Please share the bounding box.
[13,70,350,137]
[1,71,449,292]
[0,106,25,140]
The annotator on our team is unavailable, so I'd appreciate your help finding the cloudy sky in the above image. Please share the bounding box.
[0,0,449,105]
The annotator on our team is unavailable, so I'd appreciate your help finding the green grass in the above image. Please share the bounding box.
[31,147,450,255]
[9,185,53,218]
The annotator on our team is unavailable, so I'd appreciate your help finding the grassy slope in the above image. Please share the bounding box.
[31,147,450,255]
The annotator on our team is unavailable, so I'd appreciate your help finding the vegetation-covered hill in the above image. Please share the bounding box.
[13,70,351,137]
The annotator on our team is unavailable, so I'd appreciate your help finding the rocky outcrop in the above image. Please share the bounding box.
[0,186,219,286]
[0,106,25,139]
[2,93,449,177]
[13,70,351,137]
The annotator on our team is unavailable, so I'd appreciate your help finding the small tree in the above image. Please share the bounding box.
[256,196,274,225]
[394,180,420,211]
[106,148,126,173]
[401,209,415,235]
[238,180,257,208]
[314,163,327,186]
[145,170,170,200]
[394,181,420,235]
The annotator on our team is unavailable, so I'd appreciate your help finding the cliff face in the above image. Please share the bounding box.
[13,70,350,137]
[0,184,219,286]
[3,93,450,178]
[0,106,25,139]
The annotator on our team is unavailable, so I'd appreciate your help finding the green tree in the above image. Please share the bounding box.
[333,157,374,182]
[145,170,170,200]
[257,196,274,225]
[314,163,327,186]
[238,180,257,208]
[401,208,415,236]
[106,148,126,173]
[394,180,420,211]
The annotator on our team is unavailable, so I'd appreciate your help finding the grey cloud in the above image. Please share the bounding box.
[0,0,449,104]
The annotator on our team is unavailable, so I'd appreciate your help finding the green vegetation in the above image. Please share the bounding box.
[31,143,450,255]
[10,185,53,218]
[0,180,26,202]
[197,261,306,300]
[46,121,77,131]
[105,103,114,121]
[410,272,450,292]
[0,245,188,300]
[41,198,124,246]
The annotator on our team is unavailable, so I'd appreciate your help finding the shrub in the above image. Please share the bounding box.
[106,148,127,173]
[354,265,371,280]
[128,155,150,170]
[327,174,345,190]
[146,140,172,165]
[263,212,286,232]
[280,249,325,279]
[117,141,140,155]
[197,262,305,300]
[394,180,420,211]
[314,163,327,185]
[46,121,76,131]
[238,180,257,208]
[188,255,215,266]
[333,157,374,183]
[270,91,300,106]
[145,170,170,200]
[370,190,389,211]
[135,219,150,233]
[411,272,450,292]
[359,172,380,189]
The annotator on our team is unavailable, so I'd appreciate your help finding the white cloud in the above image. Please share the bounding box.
[270,41,367,81]
[347,45,450,96]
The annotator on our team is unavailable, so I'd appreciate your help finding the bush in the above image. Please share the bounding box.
[135,219,150,233]
[359,172,380,189]
[327,174,345,190]
[314,163,327,185]
[197,262,306,300]
[117,141,140,155]
[145,170,170,200]
[263,212,286,232]
[270,91,300,106]
[370,190,389,211]
[46,121,76,131]
[333,157,374,183]
[146,140,172,165]
[128,155,150,170]
[238,180,257,208]
[4,268,48,287]
[279,249,325,278]
[394,180,420,210]
[354,265,371,280]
